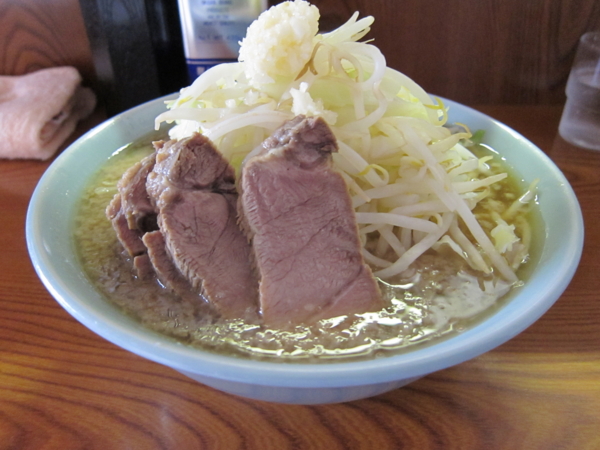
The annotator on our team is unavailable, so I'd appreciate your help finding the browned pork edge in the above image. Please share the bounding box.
[238,115,383,326]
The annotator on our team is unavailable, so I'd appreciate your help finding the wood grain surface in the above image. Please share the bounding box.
[0,0,95,80]
[1,105,599,449]
[2,0,600,106]
[1,0,599,448]
[275,0,600,105]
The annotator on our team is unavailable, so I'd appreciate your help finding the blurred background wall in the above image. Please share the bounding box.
[1,0,599,115]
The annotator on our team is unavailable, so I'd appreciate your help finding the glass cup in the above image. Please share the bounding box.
[558,31,600,151]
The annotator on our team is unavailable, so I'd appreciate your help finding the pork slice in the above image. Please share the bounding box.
[133,254,155,281]
[117,152,158,231]
[106,193,146,257]
[239,115,382,326]
[142,230,203,304]
[158,188,258,318]
[147,133,236,206]
[106,154,157,279]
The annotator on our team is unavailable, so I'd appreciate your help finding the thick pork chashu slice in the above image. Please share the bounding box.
[147,133,258,318]
[142,230,205,302]
[117,152,157,231]
[106,152,158,276]
[239,116,382,326]
[106,193,147,257]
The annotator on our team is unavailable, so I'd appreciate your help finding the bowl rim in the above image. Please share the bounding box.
[26,95,585,388]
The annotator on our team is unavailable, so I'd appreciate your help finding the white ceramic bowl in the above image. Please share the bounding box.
[26,95,584,404]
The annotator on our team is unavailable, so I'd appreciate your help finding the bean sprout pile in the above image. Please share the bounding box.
[155,0,535,288]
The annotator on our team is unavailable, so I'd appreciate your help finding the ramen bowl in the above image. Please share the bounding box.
[26,95,584,404]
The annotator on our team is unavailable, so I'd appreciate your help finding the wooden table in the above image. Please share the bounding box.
[1,105,598,449]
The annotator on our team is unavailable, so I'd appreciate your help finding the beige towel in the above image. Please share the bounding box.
[0,67,97,160]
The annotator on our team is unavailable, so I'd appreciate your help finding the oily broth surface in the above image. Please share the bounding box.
[74,135,540,363]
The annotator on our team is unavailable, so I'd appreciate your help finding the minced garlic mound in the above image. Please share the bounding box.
[238,0,319,85]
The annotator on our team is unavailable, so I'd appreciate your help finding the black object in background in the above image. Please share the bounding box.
[79,0,187,117]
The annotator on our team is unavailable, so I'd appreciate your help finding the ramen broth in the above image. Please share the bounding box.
[74,134,541,363]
